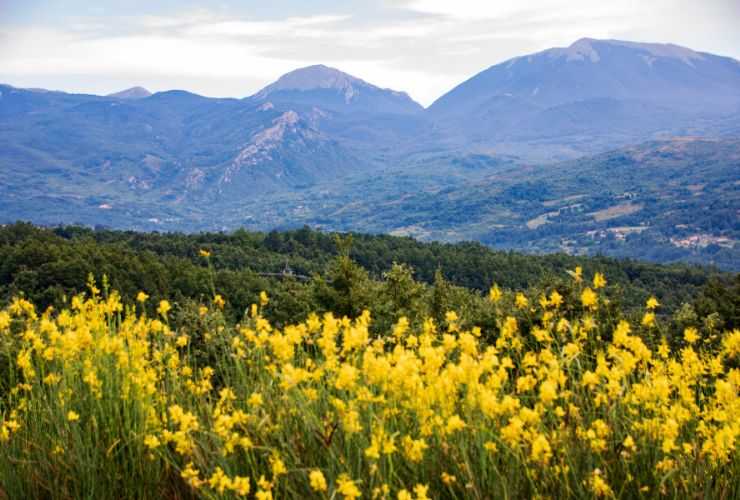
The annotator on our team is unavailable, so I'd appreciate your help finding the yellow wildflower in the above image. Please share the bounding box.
[309,470,327,492]
[581,288,598,309]
[336,474,361,499]
[144,435,160,449]
[593,272,607,289]
[684,327,699,344]
[646,296,660,310]
[157,300,171,317]
[515,293,529,309]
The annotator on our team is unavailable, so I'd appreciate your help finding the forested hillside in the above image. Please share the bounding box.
[1,223,736,332]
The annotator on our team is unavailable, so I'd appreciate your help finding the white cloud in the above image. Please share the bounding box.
[0,1,739,106]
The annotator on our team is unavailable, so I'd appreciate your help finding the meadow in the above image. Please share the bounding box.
[0,256,738,499]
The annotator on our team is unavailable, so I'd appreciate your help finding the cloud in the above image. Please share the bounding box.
[0,1,739,106]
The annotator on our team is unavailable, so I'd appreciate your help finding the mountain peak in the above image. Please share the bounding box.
[543,38,706,65]
[254,65,369,102]
[252,65,422,114]
[107,86,152,99]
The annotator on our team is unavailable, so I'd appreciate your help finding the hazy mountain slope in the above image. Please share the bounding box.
[430,38,740,115]
[0,85,369,207]
[427,39,740,159]
[204,138,738,270]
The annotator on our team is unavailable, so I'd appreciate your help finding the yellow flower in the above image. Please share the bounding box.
[571,266,583,282]
[413,484,430,500]
[136,291,149,303]
[67,410,80,422]
[248,392,264,407]
[309,470,327,492]
[255,490,273,500]
[683,327,699,344]
[581,288,598,309]
[335,363,358,390]
[199,249,211,257]
[232,476,251,496]
[260,291,269,306]
[588,469,613,497]
[623,435,636,452]
[398,490,412,500]
[539,379,558,404]
[641,312,655,328]
[531,433,552,464]
[441,472,457,485]
[646,296,660,310]
[549,290,563,308]
[336,474,361,499]
[181,462,203,488]
[402,436,428,462]
[144,435,161,449]
[445,414,466,434]
[593,272,607,289]
[208,467,232,494]
[213,295,225,309]
[157,300,171,317]
[489,284,502,303]
[270,455,287,477]
[515,293,529,309]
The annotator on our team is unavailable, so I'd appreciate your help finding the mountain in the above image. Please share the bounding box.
[428,38,740,159]
[0,64,436,224]
[248,65,433,158]
[1,39,739,269]
[0,84,371,225]
[251,64,423,115]
[222,138,739,270]
[107,86,152,99]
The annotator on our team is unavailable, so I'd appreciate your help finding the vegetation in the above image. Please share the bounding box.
[0,224,737,498]
[1,260,738,498]
[0,223,733,331]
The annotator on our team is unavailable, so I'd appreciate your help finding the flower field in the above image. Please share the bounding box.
[0,269,738,499]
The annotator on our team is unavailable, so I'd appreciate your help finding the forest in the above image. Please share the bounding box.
[0,222,737,335]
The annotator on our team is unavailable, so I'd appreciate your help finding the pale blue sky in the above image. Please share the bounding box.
[1,0,739,105]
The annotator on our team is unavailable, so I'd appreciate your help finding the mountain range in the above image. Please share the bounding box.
[1,38,739,269]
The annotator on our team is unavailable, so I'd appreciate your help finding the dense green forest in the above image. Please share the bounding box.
[1,222,736,334]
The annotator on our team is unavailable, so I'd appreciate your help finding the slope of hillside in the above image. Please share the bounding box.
[205,138,739,270]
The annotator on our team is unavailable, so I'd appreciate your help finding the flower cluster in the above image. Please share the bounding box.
[0,271,738,498]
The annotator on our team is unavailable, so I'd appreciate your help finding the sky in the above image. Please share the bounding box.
[1,0,739,106]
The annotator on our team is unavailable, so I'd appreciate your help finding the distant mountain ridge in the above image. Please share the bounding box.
[427,38,740,158]
[430,38,740,113]
[1,38,739,269]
